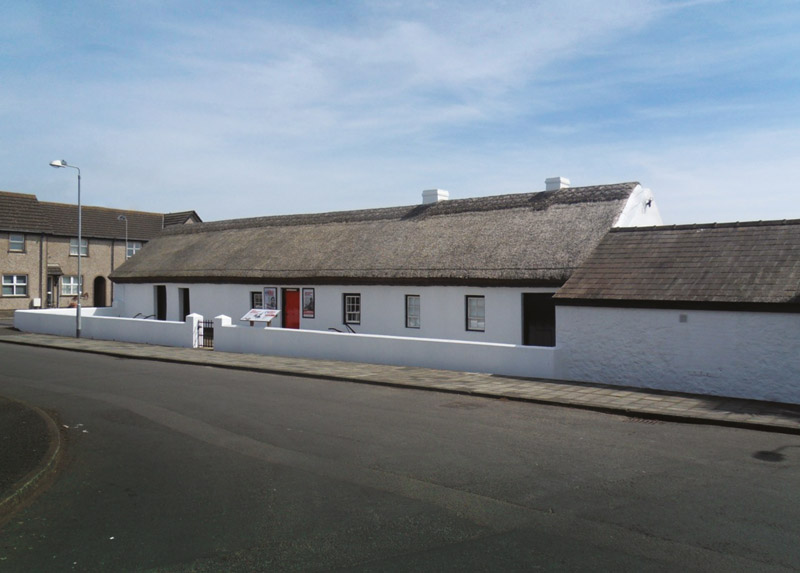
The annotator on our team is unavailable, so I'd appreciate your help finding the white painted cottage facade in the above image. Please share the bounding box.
[110,180,661,346]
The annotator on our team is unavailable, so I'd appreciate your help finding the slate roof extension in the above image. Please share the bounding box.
[554,220,800,310]
[111,183,639,286]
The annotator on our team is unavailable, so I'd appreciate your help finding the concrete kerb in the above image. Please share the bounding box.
[0,398,63,520]
[2,333,800,436]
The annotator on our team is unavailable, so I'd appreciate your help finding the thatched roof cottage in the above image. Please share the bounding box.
[110,179,660,345]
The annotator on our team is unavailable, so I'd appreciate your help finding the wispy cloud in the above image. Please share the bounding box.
[1,0,799,224]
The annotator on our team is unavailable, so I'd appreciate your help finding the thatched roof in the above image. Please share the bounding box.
[111,183,639,286]
[555,220,800,310]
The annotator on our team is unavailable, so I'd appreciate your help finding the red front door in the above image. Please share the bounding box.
[283,289,300,329]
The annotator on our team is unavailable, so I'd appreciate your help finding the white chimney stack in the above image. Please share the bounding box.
[545,177,570,191]
[422,189,450,204]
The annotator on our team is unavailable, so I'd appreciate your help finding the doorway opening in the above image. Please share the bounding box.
[522,293,555,347]
[93,276,107,307]
[282,288,300,329]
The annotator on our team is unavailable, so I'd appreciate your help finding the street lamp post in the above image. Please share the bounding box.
[49,159,82,338]
[117,215,128,259]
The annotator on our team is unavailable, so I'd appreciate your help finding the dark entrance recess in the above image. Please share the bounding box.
[155,285,167,321]
[282,288,300,329]
[522,293,556,347]
[179,288,191,321]
[93,276,107,307]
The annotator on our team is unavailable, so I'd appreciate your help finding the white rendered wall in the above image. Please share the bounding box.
[15,308,199,348]
[614,184,662,227]
[556,306,800,404]
[213,315,555,378]
[115,283,556,345]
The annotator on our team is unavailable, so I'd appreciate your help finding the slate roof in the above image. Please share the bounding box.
[0,191,50,233]
[111,183,639,285]
[40,202,167,241]
[163,211,202,227]
[555,220,800,309]
[0,190,200,240]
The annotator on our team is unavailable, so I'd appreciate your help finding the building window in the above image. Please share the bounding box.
[405,295,420,328]
[126,241,143,258]
[62,275,82,296]
[343,293,361,325]
[466,295,485,332]
[70,238,88,257]
[2,275,28,297]
[9,234,25,252]
[250,291,264,309]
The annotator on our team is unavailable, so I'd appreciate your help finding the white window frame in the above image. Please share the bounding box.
[2,274,28,297]
[250,291,264,309]
[70,237,88,257]
[62,275,82,296]
[405,294,420,328]
[9,233,25,252]
[126,241,143,258]
[466,295,485,332]
[343,293,361,325]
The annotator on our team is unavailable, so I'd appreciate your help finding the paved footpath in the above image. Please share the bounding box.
[2,327,800,436]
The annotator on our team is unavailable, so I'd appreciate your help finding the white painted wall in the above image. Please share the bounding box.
[213,315,555,378]
[556,305,800,404]
[15,308,199,348]
[614,184,662,227]
[16,302,800,404]
[115,283,556,345]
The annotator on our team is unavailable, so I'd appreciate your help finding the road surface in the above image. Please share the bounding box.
[0,342,798,571]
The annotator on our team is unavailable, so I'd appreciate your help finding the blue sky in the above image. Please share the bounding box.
[2,0,799,224]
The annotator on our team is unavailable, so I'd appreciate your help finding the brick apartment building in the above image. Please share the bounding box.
[1,190,199,315]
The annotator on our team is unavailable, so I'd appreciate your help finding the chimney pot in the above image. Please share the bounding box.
[422,189,449,204]
[545,177,570,191]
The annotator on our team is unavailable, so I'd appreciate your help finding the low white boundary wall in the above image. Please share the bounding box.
[213,316,556,378]
[14,308,199,348]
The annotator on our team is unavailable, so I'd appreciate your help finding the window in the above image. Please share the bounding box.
[405,295,420,328]
[62,275,82,296]
[250,291,264,309]
[2,275,28,297]
[9,234,24,252]
[70,238,88,257]
[343,293,361,324]
[126,241,143,258]
[466,295,485,332]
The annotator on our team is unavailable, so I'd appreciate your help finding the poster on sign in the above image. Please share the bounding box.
[302,288,315,318]
[240,309,280,325]
[264,287,278,310]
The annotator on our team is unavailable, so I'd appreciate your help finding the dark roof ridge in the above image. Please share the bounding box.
[0,190,39,200]
[609,218,800,233]
[163,182,639,235]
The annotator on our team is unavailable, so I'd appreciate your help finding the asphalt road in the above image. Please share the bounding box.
[0,342,798,572]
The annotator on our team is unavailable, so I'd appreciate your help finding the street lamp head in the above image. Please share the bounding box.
[49,159,68,168]
[117,215,127,222]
